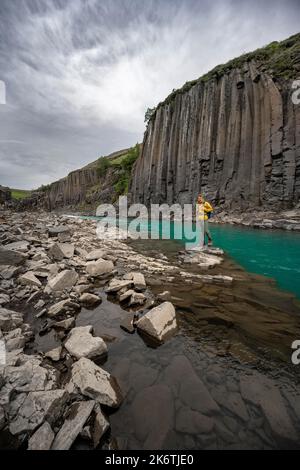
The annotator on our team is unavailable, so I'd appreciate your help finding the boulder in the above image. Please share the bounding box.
[51,401,95,450]
[18,272,42,288]
[64,326,107,360]
[45,346,62,362]
[86,259,114,277]
[105,279,133,293]
[129,292,146,306]
[136,302,177,343]
[49,243,74,261]
[47,270,79,292]
[79,293,102,308]
[48,226,71,238]
[4,241,30,252]
[9,389,68,435]
[53,317,75,331]
[28,421,55,450]
[0,308,23,331]
[66,357,123,408]
[0,247,27,266]
[48,299,80,318]
[124,272,146,291]
[86,249,106,261]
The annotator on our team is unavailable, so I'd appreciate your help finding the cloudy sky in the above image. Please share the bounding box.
[0,0,299,189]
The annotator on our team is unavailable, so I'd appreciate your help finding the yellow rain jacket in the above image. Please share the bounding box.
[198,201,213,221]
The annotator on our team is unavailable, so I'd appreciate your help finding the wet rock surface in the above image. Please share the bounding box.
[0,210,299,450]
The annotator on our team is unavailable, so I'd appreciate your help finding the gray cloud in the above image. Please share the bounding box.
[0,0,299,189]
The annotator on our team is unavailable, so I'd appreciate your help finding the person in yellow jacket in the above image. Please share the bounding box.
[197,194,213,246]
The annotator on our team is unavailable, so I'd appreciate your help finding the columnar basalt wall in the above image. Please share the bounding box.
[131,61,300,210]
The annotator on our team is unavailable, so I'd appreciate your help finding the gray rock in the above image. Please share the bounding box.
[19,271,42,288]
[136,302,177,343]
[105,279,133,293]
[79,293,102,308]
[119,289,135,302]
[0,308,23,331]
[92,404,110,448]
[120,314,136,334]
[48,226,71,238]
[0,405,5,430]
[124,272,146,291]
[47,270,79,291]
[9,389,68,435]
[53,317,75,330]
[129,292,146,306]
[49,243,74,261]
[86,259,114,277]
[4,241,29,252]
[28,421,55,450]
[86,249,106,261]
[45,346,62,362]
[66,357,123,408]
[64,326,107,360]
[48,299,80,317]
[51,401,95,450]
[0,247,27,266]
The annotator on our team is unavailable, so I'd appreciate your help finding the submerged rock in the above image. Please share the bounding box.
[136,302,177,343]
[66,357,123,408]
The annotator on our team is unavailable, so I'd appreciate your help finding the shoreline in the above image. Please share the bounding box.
[1,209,300,449]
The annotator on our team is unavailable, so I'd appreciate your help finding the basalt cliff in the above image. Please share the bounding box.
[130,33,300,211]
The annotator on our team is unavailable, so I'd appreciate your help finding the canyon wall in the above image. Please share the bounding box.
[130,36,300,210]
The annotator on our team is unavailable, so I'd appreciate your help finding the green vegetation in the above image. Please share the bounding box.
[11,189,31,200]
[144,107,156,124]
[95,144,140,196]
[96,156,111,177]
[149,32,300,121]
[114,144,140,195]
[37,183,52,192]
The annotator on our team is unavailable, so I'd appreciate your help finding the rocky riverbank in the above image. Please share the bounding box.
[212,208,300,231]
[1,210,300,450]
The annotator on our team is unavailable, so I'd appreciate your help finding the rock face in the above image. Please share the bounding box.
[130,33,300,211]
[0,185,11,204]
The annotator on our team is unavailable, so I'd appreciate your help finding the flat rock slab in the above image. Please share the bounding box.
[47,270,79,291]
[64,326,107,360]
[0,308,23,331]
[124,272,146,291]
[48,299,80,317]
[175,407,214,434]
[0,247,27,266]
[28,421,55,450]
[86,259,114,277]
[86,249,106,261]
[131,384,174,450]
[240,373,298,442]
[211,386,249,421]
[162,355,220,416]
[136,302,177,343]
[49,243,75,260]
[51,401,95,450]
[19,271,42,288]
[106,279,133,293]
[9,389,68,435]
[66,357,123,408]
[48,226,71,237]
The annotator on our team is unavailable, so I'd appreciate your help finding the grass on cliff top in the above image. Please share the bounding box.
[150,32,300,116]
[11,189,31,200]
[96,144,140,195]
